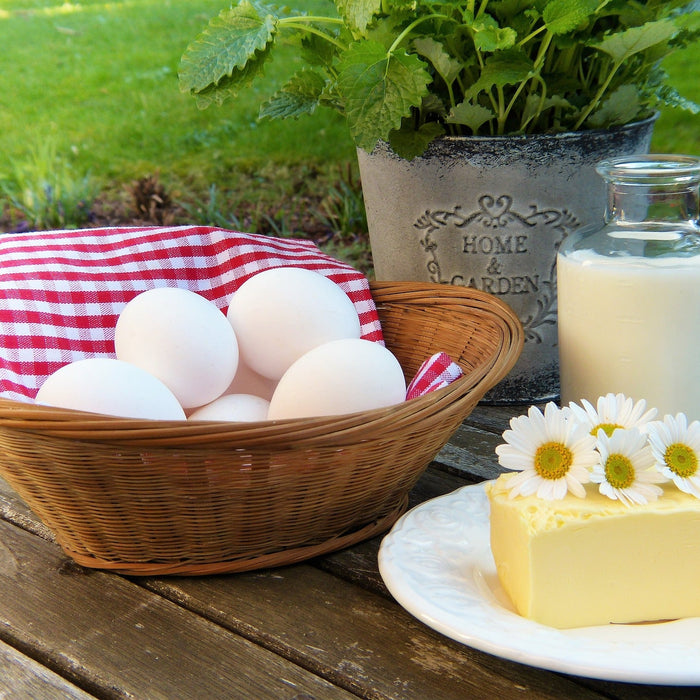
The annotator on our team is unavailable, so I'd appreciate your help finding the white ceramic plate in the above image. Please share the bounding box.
[378,482,700,685]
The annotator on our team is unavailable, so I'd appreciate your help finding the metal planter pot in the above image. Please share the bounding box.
[357,116,657,403]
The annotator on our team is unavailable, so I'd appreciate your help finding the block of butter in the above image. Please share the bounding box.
[486,474,700,629]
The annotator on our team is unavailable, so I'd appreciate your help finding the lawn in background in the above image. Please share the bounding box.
[1,0,698,229]
[0,0,355,189]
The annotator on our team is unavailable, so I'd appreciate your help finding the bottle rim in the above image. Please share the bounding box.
[596,154,700,183]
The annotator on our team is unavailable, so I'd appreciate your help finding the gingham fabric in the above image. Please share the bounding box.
[0,225,384,402]
[405,352,464,400]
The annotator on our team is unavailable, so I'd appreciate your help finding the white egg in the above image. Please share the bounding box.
[115,287,239,409]
[226,267,361,381]
[188,393,270,422]
[225,357,278,401]
[267,339,406,420]
[35,358,186,420]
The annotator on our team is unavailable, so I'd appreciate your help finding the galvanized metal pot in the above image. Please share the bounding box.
[357,116,657,403]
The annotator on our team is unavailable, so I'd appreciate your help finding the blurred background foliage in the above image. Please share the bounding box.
[0,0,697,269]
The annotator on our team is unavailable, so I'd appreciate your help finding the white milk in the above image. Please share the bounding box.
[557,250,700,420]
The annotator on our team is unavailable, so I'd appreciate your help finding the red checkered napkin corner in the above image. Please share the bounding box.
[0,225,384,402]
[406,352,464,400]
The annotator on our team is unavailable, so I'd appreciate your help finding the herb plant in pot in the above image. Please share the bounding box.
[179,0,699,402]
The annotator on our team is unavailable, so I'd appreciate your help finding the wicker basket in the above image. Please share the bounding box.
[0,281,522,575]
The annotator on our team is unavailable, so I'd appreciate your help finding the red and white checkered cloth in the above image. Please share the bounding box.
[0,225,462,405]
[406,352,464,400]
[0,225,384,402]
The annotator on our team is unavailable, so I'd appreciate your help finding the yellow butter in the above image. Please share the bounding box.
[486,474,700,629]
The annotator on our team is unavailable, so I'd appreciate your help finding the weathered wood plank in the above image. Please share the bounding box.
[0,640,96,699]
[143,567,611,700]
[0,520,355,700]
[0,474,54,541]
[435,421,506,480]
[465,403,522,434]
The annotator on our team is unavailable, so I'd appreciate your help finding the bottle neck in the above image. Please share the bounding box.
[606,180,700,227]
[598,155,700,230]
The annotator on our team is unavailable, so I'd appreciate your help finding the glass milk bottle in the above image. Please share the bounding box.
[557,155,700,420]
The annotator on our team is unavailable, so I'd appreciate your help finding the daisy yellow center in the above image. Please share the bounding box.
[534,441,572,480]
[591,422,623,437]
[664,442,698,478]
[604,453,635,489]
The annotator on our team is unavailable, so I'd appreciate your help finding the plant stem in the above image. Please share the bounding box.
[281,16,346,51]
[573,59,623,129]
[496,84,506,133]
[282,15,345,26]
[520,74,547,132]
[476,0,490,19]
[532,32,553,72]
[518,23,547,49]
[388,13,449,53]
[446,80,457,113]
[502,79,529,128]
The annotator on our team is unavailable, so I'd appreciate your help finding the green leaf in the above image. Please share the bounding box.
[542,0,599,35]
[521,92,574,125]
[412,37,462,85]
[337,41,432,152]
[491,0,540,22]
[590,19,680,64]
[420,93,448,118]
[336,0,382,34]
[387,0,424,10]
[464,48,534,99]
[445,101,495,132]
[481,48,535,86]
[179,1,278,94]
[259,69,327,119]
[612,0,699,26]
[300,32,340,69]
[490,0,541,36]
[471,14,518,52]
[389,122,445,160]
[587,84,641,127]
[190,46,272,108]
[655,84,700,114]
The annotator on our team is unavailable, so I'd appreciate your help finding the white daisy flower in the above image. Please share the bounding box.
[591,427,664,506]
[647,413,700,498]
[496,402,599,500]
[565,393,657,438]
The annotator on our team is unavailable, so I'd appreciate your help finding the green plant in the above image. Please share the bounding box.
[180,0,700,159]
[0,138,97,230]
[181,184,242,227]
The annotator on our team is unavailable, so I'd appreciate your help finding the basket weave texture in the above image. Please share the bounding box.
[0,281,522,575]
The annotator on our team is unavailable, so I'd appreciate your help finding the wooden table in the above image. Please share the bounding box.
[0,403,697,699]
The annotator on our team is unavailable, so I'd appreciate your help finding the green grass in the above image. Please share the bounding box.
[0,0,698,234]
[0,0,356,190]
